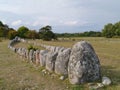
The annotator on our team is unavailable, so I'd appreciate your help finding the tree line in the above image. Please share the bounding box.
[56,21,120,38]
[56,31,102,38]
[0,21,57,40]
[0,20,120,40]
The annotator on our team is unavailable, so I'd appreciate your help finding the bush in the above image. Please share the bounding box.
[27,45,38,51]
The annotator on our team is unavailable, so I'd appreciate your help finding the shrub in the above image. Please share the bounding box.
[27,45,38,51]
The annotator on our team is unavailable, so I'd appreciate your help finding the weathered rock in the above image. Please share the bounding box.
[40,50,48,67]
[22,48,26,59]
[59,76,66,80]
[102,76,111,86]
[33,51,36,63]
[17,48,21,54]
[55,46,65,52]
[35,50,40,65]
[26,49,29,60]
[49,46,56,52]
[46,52,58,72]
[55,48,71,75]
[68,41,101,84]
[29,49,34,62]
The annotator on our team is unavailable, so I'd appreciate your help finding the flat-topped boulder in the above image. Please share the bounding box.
[68,41,101,84]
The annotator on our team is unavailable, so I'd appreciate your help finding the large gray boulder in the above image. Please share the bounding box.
[68,41,101,84]
[46,52,58,72]
[39,50,48,67]
[55,48,71,75]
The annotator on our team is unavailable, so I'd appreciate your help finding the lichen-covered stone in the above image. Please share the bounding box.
[46,52,58,72]
[40,50,48,67]
[35,50,40,65]
[55,48,71,75]
[33,51,36,63]
[68,41,101,84]
[29,49,34,62]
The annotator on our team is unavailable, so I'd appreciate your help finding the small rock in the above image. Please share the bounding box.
[88,83,104,90]
[59,76,65,80]
[102,76,111,85]
[42,69,47,74]
[97,83,104,88]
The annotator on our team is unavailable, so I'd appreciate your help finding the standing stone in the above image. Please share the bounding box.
[35,50,40,65]
[24,49,28,59]
[29,49,34,62]
[33,51,36,63]
[40,50,48,67]
[55,46,64,52]
[26,49,29,60]
[55,48,71,75]
[68,41,101,84]
[46,52,58,72]
[19,48,23,58]
[22,48,26,59]
[49,46,56,52]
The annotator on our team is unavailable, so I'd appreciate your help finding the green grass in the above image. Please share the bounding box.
[0,37,120,90]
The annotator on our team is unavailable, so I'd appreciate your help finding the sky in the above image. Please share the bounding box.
[0,0,120,33]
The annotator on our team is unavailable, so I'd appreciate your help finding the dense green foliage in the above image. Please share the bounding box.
[0,21,57,40]
[8,29,18,40]
[25,30,39,39]
[27,45,38,51]
[0,21,9,38]
[56,31,102,38]
[102,21,120,38]
[0,20,120,39]
[39,25,57,41]
[17,26,29,38]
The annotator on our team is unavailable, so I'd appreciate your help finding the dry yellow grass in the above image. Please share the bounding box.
[0,40,70,90]
[0,37,120,90]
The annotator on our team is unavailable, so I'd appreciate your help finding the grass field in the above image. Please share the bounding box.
[0,37,120,90]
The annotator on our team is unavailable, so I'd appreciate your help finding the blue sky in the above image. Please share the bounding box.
[0,0,120,33]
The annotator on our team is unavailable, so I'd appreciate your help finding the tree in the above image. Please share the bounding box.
[0,21,9,38]
[0,21,4,27]
[25,30,39,39]
[102,23,115,38]
[114,22,120,36]
[8,29,18,40]
[39,25,57,41]
[17,26,29,38]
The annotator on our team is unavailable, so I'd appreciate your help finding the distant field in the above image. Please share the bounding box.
[0,37,120,90]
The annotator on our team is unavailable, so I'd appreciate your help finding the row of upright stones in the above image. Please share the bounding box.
[8,36,101,85]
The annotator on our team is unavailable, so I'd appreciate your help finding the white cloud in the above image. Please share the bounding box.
[11,20,22,26]
[60,20,78,26]
[32,21,40,26]
[64,21,78,26]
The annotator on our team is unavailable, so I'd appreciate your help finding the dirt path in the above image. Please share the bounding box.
[0,40,70,90]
